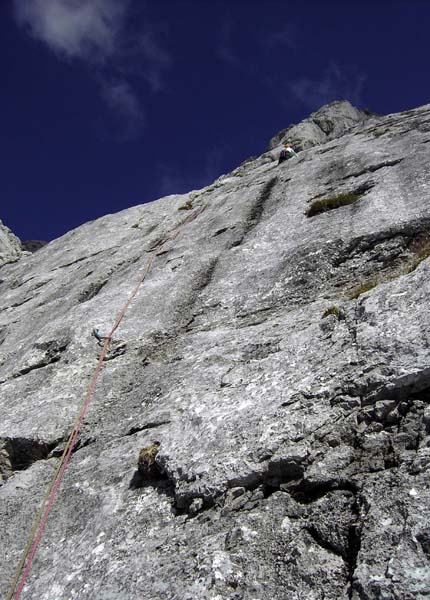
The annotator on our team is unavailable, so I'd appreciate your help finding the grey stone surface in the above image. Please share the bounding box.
[1,101,430,599]
[0,219,23,267]
[268,100,374,151]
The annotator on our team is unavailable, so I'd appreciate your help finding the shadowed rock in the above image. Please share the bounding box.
[21,240,48,253]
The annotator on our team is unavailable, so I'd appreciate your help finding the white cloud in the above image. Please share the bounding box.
[289,63,366,110]
[13,1,174,140]
[100,79,144,140]
[140,30,173,92]
[13,0,129,62]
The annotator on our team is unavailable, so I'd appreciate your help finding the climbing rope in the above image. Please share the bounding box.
[6,205,204,599]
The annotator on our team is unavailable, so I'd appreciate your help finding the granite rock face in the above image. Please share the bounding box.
[0,219,23,267]
[268,100,374,151]
[1,102,430,600]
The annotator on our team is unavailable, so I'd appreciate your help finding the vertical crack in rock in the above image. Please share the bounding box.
[247,177,279,228]
[264,468,367,599]
[346,492,369,600]
[190,257,219,298]
[176,257,219,327]
[231,176,278,247]
[0,325,7,347]
[77,279,108,303]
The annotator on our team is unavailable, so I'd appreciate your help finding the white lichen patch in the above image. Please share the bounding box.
[212,551,234,581]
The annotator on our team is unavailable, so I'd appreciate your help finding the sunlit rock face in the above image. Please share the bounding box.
[268,99,374,150]
[0,219,23,267]
[1,102,430,600]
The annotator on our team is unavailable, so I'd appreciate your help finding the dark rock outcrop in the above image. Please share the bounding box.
[21,240,48,253]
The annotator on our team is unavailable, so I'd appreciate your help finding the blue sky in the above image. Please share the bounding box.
[1,0,429,242]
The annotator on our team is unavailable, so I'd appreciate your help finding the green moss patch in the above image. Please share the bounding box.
[407,235,430,272]
[322,305,342,319]
[307,193,362,218]
[348,280,377,300]
[178,200,193,211]
[346,234,430,301]
[373,129,388,138]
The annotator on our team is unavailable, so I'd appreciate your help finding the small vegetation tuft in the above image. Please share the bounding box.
[307,193,361,218]
[348,280,378,300]
[406,235,430,272]
[322,305,342,319]
[373,128,388,138]
[178,200,193,211]
[346,234,430,301]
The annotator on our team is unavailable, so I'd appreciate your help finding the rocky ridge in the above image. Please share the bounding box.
[1,101,430,599]
[267,100,374,150]
[0,219,23,267]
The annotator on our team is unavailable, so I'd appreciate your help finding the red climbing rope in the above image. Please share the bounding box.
[7,206,204,599]
[12,337,112,599]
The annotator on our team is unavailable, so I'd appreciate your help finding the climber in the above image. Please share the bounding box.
[278,143,298,165]
[92,327,110,346]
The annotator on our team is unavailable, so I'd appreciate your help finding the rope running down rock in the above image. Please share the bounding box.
[6,204,205,600]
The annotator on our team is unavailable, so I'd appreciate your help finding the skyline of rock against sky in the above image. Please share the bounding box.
[1,100,430,599]
[1,0,429,241]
